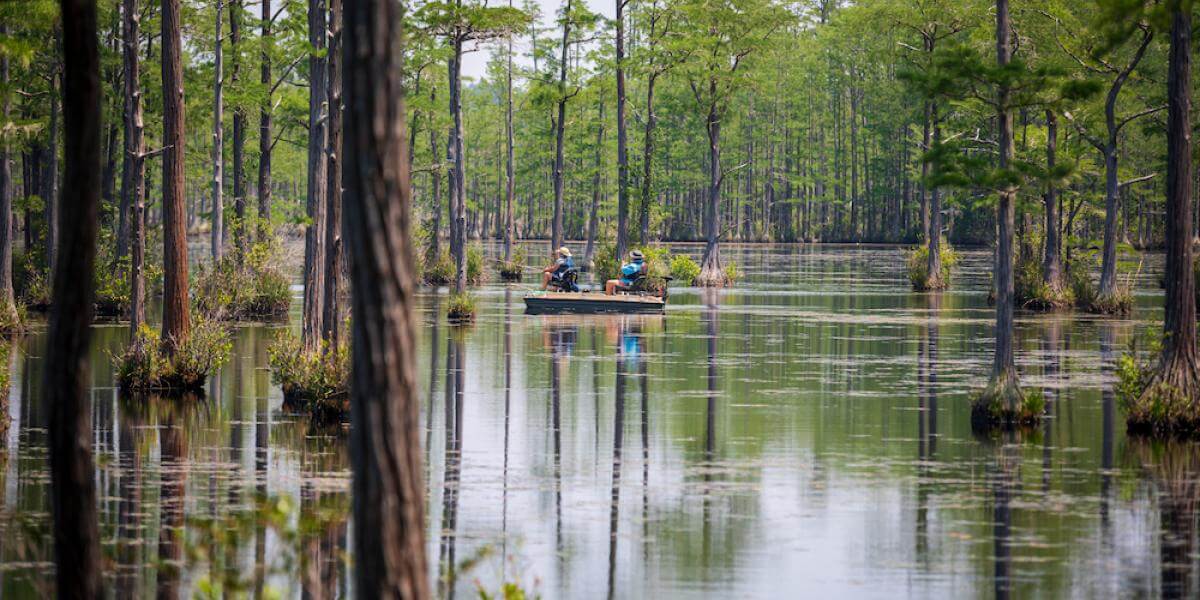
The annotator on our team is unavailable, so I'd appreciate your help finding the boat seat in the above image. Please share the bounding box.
[549,267,581,293]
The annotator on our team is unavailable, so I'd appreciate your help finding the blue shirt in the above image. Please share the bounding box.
[619,260,644,285]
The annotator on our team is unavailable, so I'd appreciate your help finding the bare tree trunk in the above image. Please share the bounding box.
[447,27,467,293]
[697,92,724,287]
[49,0,102,593]
[550,0,572,255]
[639,71,658,245]
[429,91,442,259]
[123,0,146,337]
[257,0,272,240]
[322,0,343,348]
[211,0,224,261]
[974,0,1023,426]
[231,0,247,258]
[0,26,17,327]
[161,0,190,350]
[343,0,429,588]
[44,56,60,278]
[1043,110,1064,291]
[504,13,515,261]
[584,99,604,266]
[303,0,328,351]
[924,100,944,290]
[614,0,629,259]
[1155,3,1200,401]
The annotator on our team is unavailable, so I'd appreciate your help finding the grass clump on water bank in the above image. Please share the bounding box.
[447,292,476,324]
[1117,332,1200,436]
[497,248,525,281]
[905,241,955,292]
[970,372,1044,429]
[1014,253,1074,310]
[116,318,232,394]
[193,240,292,321]
[423,249,455,286]
[669,254,700,285]
[268,332,349,423]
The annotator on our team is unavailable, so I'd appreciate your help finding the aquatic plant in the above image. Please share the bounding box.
[497,247,525,281]
[669,254,700,285]
[467,244,486,285]
[116,318,232,393]
[447,291,476,324]
[268,332,350,422]
[905,241,955,292]
[423,249,455,286]
[1014,252,1074,310]
[193,239,292,321]
[971,371,1043,429]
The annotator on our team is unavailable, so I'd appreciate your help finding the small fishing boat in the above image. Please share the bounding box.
[524,291,666,315]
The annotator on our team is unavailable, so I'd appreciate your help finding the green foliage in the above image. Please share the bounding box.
[1014,253,1074,310]
[193,240,292,321]
[268,332,350,421]
[723,261,740,284]
[13,249,49,310]
[905,242,956,291]
[447,292,477,323]
[467,244,486,285]
[116,319,232,393]
[669,254,700,285]
[971,372,1043,428]
[497,247,525,281]
[423,250,455,286]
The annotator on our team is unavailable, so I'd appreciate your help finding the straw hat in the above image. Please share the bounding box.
[558,246,572,257]
[630,250,644,260]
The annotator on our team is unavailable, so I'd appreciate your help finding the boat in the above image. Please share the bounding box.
[524,291,666,315]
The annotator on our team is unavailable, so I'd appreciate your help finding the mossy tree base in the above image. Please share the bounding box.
[1085,288,1134,316]
[116,321,232,396]
[269,334,349,423]
[446,292,476,324]
[971,369,1043,430]
[1121,353,1200,437]
[906,243,956,292]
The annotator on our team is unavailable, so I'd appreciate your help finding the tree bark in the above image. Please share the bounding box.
[0,26,17,327]
[303,0,328,351]
[584,99,604,266]
[48,0,103,593]
[550,0,572,255]
[43,58,60,278]
[122,0,146,336]
[1158,2,1199,393]
[322,0,343,348]
[447,25,466,292]
[161,0,190,349]
[257,0,272,240]
[639,71,658,245]
[342,0,429,588]
[211,0,225,261]
[231,0,247,258]
[924,100,943,289]
[614,0,629,259]
[504,12,515,261]
[1043,110,1064,291]
[698,90,724,287]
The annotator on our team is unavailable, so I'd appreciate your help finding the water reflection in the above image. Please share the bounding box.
[1130,440,1200,598]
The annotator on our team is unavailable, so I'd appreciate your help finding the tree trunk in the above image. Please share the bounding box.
[1043,110,1064,291]
[0,26,17,327]
[639,72,658,246]
[697,93,724,287]
[429,88,442,259]
[550,0,572,255]
[342,0,429,588]
[122,0,146,336]
[584,99,604,266]
[322,0,343,348]
[1156,2,1199,397]
[614,0,629,259]
[231,0,247,258]
[974,0,1023,425]
[161,0,190,350]
[924,100,944,290]
[257,0,272,241]
[448,29,466,292]
[303,0,328,351]
[211,0,224,261]
[48,0,102,592]
[504,10,515,261]
[43,62,60,278]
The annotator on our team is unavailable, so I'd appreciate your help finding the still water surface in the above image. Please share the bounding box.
[0,244,1194,599]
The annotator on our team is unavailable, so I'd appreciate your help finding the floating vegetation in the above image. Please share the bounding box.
[447,292,476,324]
[497,248,525,282]
[268,332,350,423]
[115,319,232,394]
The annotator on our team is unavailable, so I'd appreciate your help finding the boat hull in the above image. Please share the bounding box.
[524,292,665,315]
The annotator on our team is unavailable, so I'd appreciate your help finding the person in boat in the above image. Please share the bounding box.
[605,250,647,295]
[541,246,576,291]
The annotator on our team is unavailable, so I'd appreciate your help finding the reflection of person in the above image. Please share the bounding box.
[605,250,646,295]
[618,320,643,368]
[541,247,575,291]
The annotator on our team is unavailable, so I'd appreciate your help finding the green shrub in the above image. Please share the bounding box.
[497,248,525,281]
[193,241,292,321]
[423,250,455,286]
[447,292,476,323]
[14,249,50,310]
[467,244,486,285]
[723,261,741,284]
[268,332,350,421]
[905,241,955,291]
[594,244,619,282]
[116,318,232,393]
[669,254,701,285]
[94,255,132,317]
[1015,253,1074,310]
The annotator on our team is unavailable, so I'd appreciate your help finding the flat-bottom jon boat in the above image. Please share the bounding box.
[524,291,666,314]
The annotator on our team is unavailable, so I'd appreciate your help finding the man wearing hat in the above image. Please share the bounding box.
[541,246,576,291]
[605,250,646,295]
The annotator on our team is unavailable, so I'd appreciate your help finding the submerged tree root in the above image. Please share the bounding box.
[971,369,1043,430]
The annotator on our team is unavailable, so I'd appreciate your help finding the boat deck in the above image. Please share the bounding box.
[524,291,666,314]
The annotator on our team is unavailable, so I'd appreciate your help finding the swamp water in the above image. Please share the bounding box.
[0,244,1193,599]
